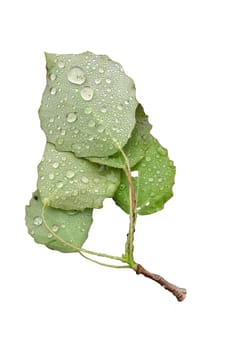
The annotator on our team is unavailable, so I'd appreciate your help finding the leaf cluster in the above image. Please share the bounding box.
[25,52,175,252]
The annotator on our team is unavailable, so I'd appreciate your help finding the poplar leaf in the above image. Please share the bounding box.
[39,52,137,157]
[87,104,152,168]
[114,136,176,215]
[25,192,93,253]
[37,143,120,210]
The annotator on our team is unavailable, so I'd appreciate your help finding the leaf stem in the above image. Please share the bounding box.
[119,148,137,267]
[79,252,130,269]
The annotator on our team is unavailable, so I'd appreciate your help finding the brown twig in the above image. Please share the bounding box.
[136,264,187,302]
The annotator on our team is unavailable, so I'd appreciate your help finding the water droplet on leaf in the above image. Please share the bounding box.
[101,106,107,113]
[81,87,94,101]
[81,176,89,184]
[50,73,56,81]
[117,104,123,111]
[52,224,59,232]
[84,107,92,114]
[95,78,101,85]
[67,67,86,85]
[66,170,75,179]
[33,216,42,226]
[66,112,77,123]
[97,125,105,133]
[52,162,59,168]
[88,120,95,128]
[56,181,63,188]
[50,87,57,95]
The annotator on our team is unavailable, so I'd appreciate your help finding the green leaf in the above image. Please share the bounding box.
[86,104,152,168]
[39,52,138,157]
[25,192,93,253]
[114,136,176,215]
[37,142,120,210]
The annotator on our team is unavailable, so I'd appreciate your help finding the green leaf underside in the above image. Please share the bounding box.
[37,143,121,210]
[114,136,176,215]
[86,104,152,168]
[39,52,138,157]
[25,192,93,253]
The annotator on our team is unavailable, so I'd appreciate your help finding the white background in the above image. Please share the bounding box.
[1,0,233,349]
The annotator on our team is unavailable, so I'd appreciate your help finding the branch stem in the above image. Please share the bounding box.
[135,264,187,302]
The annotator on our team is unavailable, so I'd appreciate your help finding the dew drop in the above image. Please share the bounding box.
[66,112,77,123]
[52,224,59,232]
[117,104,123,111]
[145,156,151,162]
[84,107,92,114]
[33,216,42,226]
[58,61,65,68]
[88,120,95,128]
[99,67,104,73]
[66,170,75,179]
[52,162,59,168]
[50,87,57,95]
[101,106,107,113]
[81,176,89,184]
[97,125,105,133]
[106,78,111,84]
[57,138,64,145]
[148,177,154,182]
[49,173,55,180]
[48,233,53,238]
[95,78,101,85]
[56,181,63,188]
[67,67,86,85]
[50,73,56,81]
[81,87,94,101]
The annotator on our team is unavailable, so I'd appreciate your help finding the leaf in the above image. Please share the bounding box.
[25,192,93,253]
[113,136,176,215]
[37,142,120,210]
[39,52,138,157]
[86,104,152,168]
